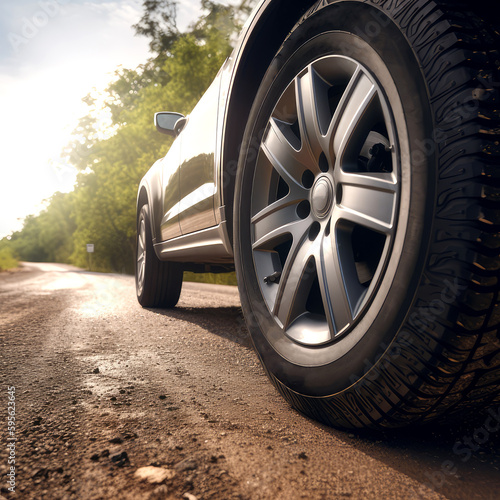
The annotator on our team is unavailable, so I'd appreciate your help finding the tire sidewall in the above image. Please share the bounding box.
[136,204,152,304]
[234,1,437,396]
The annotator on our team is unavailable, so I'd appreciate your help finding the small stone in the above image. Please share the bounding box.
[32,468,47,479]
[183,494,198,500]
[298,452,308,460]
[174,458,197,472]
[101,449,110,458]
[110,451,130,467]
[109,437,123,444]
[159,395,167,400]
[134,466,176,484]
[93,367,100,374]
[90,453,100,461]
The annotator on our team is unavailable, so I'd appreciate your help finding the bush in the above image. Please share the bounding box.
[0,246,19,271]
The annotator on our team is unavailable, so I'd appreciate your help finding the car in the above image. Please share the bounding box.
[136,0,500,429]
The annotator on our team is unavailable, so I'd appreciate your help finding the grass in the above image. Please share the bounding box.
[183,271,238,286]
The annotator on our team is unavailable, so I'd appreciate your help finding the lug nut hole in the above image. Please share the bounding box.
[297,200,311,219]
[302,170,315,189]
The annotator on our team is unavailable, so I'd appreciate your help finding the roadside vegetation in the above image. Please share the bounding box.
[0,0,254,283]
[0,244,18,272]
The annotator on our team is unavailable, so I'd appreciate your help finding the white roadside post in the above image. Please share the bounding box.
[86,244,94,271]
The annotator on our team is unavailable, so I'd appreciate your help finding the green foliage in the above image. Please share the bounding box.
[133,0,180,54]
[184,271,238,286]
[8,191,76,264]
[9,1,255,280]
[0,244,18,271]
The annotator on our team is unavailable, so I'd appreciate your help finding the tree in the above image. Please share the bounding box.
[9,1,255,274]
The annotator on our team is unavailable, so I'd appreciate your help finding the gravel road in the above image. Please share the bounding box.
[1,263,499,500]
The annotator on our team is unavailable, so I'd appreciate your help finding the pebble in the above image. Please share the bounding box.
[110,451,130,467]
[134,466,176,484]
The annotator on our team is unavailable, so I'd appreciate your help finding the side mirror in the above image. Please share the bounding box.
[154,112,187,137]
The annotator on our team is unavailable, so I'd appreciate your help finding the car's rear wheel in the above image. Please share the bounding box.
[136,203,183,308]
[234,0,500,428]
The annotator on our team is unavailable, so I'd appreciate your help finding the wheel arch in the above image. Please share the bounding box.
[137,164,163,248]
[137,186,149,216]
[220,0,317,245]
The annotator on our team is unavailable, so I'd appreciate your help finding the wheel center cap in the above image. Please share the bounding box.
[311,176,334,218]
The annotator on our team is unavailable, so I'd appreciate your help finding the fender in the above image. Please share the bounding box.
[137,158,164,245]
[218,0,317,244]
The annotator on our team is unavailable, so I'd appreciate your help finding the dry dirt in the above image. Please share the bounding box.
[0,263,499,500]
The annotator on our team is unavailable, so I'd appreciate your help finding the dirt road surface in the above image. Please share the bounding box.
[1,263,499,500]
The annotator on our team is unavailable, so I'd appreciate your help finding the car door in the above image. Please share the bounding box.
[159,138,182,241]
[177,76,221,235]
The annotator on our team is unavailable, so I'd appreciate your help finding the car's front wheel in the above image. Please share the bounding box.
[234,0,500,428]
[136,203,183,308]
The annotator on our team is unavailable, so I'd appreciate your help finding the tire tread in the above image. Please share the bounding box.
[271,0,500,428]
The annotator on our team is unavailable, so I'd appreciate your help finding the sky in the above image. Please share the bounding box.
[0,0,212,238]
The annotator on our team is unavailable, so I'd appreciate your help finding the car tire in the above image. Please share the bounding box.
[136,203,183,308]
[234,0,500,429]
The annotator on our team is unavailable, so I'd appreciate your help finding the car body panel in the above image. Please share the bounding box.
[178,77,220,235]
[160,138,182,241]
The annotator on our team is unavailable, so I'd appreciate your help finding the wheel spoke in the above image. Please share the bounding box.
[274,235,316,328]
[335,171,397,235]
[316,231,354,336]
[296,66,331,166]
[138,260,144,286]
[252,208,311,251]
[261,118,309,190]
[137,252,145,265]
[337,170,396,193]
[330,68,376,162]
[252,194,307,248]
[138,232,145,256]
[137,220,146,289]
